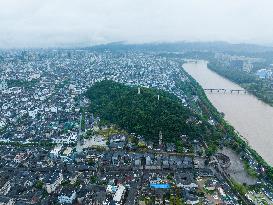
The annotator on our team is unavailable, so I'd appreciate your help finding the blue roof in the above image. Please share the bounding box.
[150,184,170,189]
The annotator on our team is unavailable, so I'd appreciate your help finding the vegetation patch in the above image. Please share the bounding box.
[86,80,220,144]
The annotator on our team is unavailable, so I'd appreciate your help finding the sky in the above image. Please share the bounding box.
[0,0,273,48]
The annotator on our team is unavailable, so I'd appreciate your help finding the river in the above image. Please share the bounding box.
[183,60,273,166]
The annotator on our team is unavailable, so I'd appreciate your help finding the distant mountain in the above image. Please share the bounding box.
[86,41,273,54]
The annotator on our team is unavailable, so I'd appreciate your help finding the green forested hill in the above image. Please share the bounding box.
[85,80,219,144]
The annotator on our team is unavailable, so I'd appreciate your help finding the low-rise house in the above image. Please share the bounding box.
[0,197,14,205]
[14,153,28,163]
[185,195,199,205]
[43,172,63,194]
[52,132,78,144]
[109,142,126,150]
[182,157,193,168]
[162,156,169,169]
[166,143,176,152]
[132,154,143,170]
[176,173,198,189]
[196,168,214,177]
[49,145,62,160]
[0,80,8,91]
[169,156,183,170]
[0,120,6,129]
[58,188,76,204]
[0,181,11,196]
[256,68,272,79]
[109,134,127,149]
[205,179,218,191]
[113,184,126,205]
[109,134,127,143]
[183,190,199,205]
[145,154,161,170]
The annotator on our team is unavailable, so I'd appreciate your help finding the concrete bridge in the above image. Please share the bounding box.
[204,88,247,94]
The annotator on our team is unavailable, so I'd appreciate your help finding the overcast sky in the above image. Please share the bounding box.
[1,0,273,48]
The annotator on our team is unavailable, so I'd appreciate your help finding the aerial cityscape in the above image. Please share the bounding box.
[1,1,273,205]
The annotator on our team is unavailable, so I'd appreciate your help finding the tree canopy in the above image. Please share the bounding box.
[86,80,216,144]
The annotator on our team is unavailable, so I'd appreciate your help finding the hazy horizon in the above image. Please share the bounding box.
[1,0,273,48]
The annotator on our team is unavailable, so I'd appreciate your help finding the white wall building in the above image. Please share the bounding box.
[58,190,76,204]
[113,184,126,205]
[44,172,63,194]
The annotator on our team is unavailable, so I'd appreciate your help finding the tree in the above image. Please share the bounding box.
[35,180,44,189]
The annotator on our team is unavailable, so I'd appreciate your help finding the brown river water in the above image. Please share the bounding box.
[183,60,273,166]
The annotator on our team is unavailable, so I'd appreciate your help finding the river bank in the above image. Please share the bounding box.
[207,61,273,107]
[183,60,273,166]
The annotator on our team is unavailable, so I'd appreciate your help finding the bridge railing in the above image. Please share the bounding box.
[204,88,247,94]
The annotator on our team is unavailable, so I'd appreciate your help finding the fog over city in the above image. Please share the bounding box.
[1,0,273,48]
[3,1,273,204]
